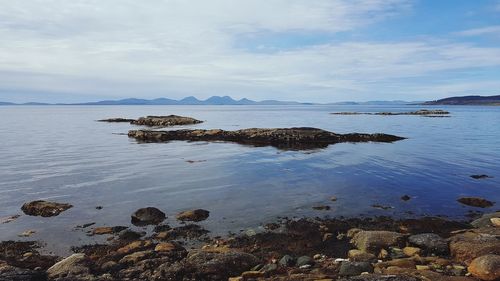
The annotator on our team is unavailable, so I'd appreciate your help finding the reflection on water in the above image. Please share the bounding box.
[0,105,499,254]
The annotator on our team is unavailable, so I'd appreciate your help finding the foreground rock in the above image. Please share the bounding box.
[21,200,72,217]
[128,127,406,150]
[131,207,166,226]
[468,254,500,280]
[176,209,210,222]
[46,253,91,279]
[457,197,495,208]
[131,115,203,127]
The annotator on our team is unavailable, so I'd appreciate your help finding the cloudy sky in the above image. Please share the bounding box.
[1,0,499,103]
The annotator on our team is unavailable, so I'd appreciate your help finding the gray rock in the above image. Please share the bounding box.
[408,233,448,255]
[471,212,500,228]
[296,256,314,267]
[260,263,278,273]
[279,255,295,267]
[185,251,259,280]
[339,274,419,281]
[0,264,47,281]
[339,261,374,276]
[46,253,91,278]
[351,230,405,254]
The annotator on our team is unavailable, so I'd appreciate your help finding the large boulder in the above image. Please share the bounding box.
[339,261,374,276]
[21,200,72,217]
[351,230,405,254]
[408,233,448,255]
[457,197,494,208]
[468,254,500,281]
[131,115,203,127]
[471,212,500,228]
[449,229,500,264]
[131,207,166,226]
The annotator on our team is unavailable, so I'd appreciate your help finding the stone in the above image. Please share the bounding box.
[296,256,314,267]
[116,240,151,254]
[491,218,500,227]
[468,254,500,281]
[449,230,500,264]
[471,212,500,228]
[348,250,377,262]
[131,207,166,226]
[457,197,494,208]
[338,275,419,281]
[313,205,331,210]
[118,229,145,241]
[470,174,492,179]
[0,264,47,281]
[98,118,135,123]
[402,247,421,257]
[401,195,411,201]
[176,209,210,222]
[185,251,259,280]
[241,271,265,278]
[18,230,36,237]
[155,242,181,252]
[128,128,406,150]
[46,253,90,278]
[351,231,405,254]
[92,226,127,235]
[339,261,374,276]
[260,263,278,273]
[21,200,72,217]
[408,233,448,255]
[119,250,151,264]
[279,255,295,267]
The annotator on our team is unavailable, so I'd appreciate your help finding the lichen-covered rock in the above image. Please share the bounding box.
[128,127,405,150]
[468,254,500,281]
[46,253,91,278]
[21,200,72,217]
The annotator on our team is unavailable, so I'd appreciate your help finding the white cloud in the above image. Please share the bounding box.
[0,0,499,102]
[454,25,500,36]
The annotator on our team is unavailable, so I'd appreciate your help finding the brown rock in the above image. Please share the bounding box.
[241,271,265,278]
[351,230,405,254]
[403,247,422,257]
[468,254,500,281]
[21,200,72,217]
[154,242,181,252]
[457,197,494,208]
[131,207,166,226]
[348,250,377,262]
[449,230,500,264]
[176,209,210,222]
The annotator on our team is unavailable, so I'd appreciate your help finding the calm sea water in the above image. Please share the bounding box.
[0,105,499,254]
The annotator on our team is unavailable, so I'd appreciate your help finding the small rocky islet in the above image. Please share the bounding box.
[331,109,450,117]
[98,115,203,127]
[128,127,406,150]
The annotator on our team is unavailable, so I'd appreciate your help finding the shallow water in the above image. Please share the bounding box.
[0,105,499,254]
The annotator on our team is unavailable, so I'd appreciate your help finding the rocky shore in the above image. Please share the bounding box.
[98,115,203,127]
[331,110,450,116]
[127,128,406,150]
[2,209,500,281]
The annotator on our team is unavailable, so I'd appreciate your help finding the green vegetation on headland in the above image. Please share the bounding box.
[423,95,500,106]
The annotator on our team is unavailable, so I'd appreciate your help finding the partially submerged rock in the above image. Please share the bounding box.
[131,207,166,226]
[128,127,406,150]
[176,209,210,222]
[98,118,135,123]
[457,197,495,208]
[331,110,450,116]
[131,115,203,127]
[21,200,72,217]
[470,174,493,179]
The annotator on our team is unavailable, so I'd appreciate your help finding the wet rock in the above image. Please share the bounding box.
[401,195,411,201]
[21,200,72,217]
[408,233,448,255]
[449,229,500,264]
[118,229,145,241]
[156,224,209,240]
[185,251,259,280]
[351,230,405,254]
[154,242,183,252]
[313,205,331,210]
[131,115,203,127]
[0,241,58,270]
[457,197,494,208]
[339,261,374,276]
[18,230,36,237]
[128,127,406,150]
[279,255,295,267]
[0,263,47,281]
[176,209,210,222]
[470,175,492,180]
[471,212,500,228]
[1,214,20,224]
[131,207,166,226]
[468,254,500,281]
[296,256,314,267]
[98,118,135,123]
[46,253,91,278]
[348,250,377,262]
[119,250,152,264]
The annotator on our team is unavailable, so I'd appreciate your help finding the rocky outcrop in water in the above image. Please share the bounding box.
[21,200,72,217]
[98,115,203,127]
[128,127,406,150]
[331,110,450,116]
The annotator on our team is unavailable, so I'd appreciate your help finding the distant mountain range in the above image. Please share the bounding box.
[423,95,500,105]
[0,96,422,106]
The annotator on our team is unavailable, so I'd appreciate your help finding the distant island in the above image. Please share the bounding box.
[423,95,500,105]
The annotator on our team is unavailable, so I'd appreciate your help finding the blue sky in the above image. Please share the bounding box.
[0,0,499,103]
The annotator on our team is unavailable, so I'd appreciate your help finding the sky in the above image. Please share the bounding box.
[0,0,499,103]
